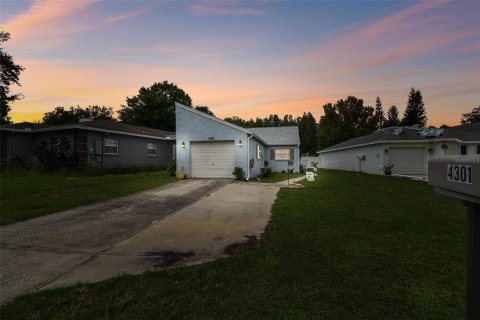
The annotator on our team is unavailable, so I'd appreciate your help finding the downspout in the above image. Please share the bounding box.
[246,134,253,180]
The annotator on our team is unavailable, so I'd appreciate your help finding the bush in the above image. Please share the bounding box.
[260,167,272,178]
[232,167,246,181]
[32,136,77,172]
[299,164,305,174]
[167,156,176,176]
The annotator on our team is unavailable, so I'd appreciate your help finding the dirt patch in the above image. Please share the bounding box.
[146,250,195,268]
[223,233,264,256]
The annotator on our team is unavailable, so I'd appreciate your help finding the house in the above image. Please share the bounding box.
[0,119,176,168]
[317,122,480,176]
[175,102,300,179]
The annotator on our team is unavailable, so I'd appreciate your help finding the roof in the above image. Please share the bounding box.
[0,119,176,140]
[318,122,480,153]
[250,126,300,146]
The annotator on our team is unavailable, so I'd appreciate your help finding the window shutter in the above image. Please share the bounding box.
[270,149,275,160]
[290,149,294,161]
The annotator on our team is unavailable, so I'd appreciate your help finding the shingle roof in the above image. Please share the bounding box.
[0,120,175,140]
[250,126,300,146]
[318,122,480,153]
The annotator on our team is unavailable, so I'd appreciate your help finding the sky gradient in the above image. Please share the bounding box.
[2,0,479,126]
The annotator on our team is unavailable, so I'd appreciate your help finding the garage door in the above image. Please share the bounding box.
[389,147,426,175]
[191,141,235,178]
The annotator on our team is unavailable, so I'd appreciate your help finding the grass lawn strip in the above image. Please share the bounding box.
[0,170,176,225]
[0,169,466,319]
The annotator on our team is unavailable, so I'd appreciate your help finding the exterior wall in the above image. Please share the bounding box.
[87,131,174,168]
[176,106,249,178]
[3,132,35,163]
[319,145,384,175]
[264,145,300,173]
[248,138,266,178]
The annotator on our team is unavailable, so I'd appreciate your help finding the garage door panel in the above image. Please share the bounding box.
[389,147,426,175]
[191,142,235,178]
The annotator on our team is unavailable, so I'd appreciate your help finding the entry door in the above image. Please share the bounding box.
[190,141,235,178]
[389,147,426,175]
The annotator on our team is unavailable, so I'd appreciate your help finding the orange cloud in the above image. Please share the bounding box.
[3,0,98,46]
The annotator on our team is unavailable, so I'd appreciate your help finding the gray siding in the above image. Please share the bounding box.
[248,138,265,178]
[87,131,174,168]
[176,106,249,178]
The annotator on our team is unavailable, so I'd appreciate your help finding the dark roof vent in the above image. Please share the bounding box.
[79,118,93,123]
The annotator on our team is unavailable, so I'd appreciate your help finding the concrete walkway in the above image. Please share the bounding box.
[0,180,279,303]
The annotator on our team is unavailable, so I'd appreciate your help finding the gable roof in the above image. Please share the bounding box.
[250,126,300,146]
[318,122,480,153]
[0,120,176,140]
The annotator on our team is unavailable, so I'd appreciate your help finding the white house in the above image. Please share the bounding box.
[175,102,300,179]
[317,123,480,176]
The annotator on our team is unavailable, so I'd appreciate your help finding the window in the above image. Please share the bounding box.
[477,144,480,155]
[273,149,291,160]
[460,145,467,155]
[256,145,261,160]
[104,138,118,155]
[147,143,157,156]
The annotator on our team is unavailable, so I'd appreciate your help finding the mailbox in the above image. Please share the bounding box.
[429,156,480,204]
[429,156,480,320]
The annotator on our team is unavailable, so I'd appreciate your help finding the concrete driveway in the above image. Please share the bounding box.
[0,180,279,304]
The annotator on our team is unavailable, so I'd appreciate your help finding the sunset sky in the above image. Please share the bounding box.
[2,0,479,126]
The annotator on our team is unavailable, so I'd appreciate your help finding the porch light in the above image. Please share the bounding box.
[238,140,243,146]
[181,142,186,148]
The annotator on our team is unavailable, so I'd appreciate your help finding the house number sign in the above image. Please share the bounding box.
[447,164,472,184]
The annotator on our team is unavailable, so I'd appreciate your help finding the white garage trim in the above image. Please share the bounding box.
[190,141,235,178]
[389,147,426,175]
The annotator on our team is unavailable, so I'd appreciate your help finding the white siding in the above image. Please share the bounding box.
[319,145,383,175]
[190,141,235,178]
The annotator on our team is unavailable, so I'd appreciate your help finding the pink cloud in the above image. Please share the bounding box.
[3,0,98,46]
[188,1,264,16]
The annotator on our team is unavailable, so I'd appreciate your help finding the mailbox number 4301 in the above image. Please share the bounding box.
[447,164,472,184]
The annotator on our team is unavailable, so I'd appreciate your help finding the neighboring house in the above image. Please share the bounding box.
[175,102,300,179]
[317,123,480,176]
[0,119,176,168]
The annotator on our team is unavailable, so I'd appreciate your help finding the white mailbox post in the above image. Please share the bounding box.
[429,156,480,320]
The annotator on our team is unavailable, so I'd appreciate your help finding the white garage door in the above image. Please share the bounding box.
[191,141,235,178]
[389,147,426,175]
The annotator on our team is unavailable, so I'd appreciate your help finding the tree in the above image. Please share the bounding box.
[194,105,214,116]
[1,31,25,125]
[42,105,114,125]
[317,96,376,149]
[118,81,192,130]
[297,112,317,155]
[224,116,246,127]
[374,96,385,129]
[461,105,480,124]
[385,105,401,127]
[402,87,427,127]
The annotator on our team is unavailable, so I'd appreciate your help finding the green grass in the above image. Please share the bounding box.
[0,170,176,225]
[252,172,305,183]
[0,169,466,319]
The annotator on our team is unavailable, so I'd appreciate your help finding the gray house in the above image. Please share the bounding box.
[0,119,175,168]
[175,102,300,179]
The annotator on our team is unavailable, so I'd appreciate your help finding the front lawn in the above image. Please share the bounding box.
[0,170,176,225]
[0,169,466,319]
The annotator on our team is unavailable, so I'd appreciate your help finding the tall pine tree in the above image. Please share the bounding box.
[385,105,401,127]
[374,96,385,129]
[402,87,427,127]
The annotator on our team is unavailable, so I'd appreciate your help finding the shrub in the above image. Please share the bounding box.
[232,167,246,181]
[32,136,77,172]
[167,156,176,176]
[260,167,272,178]
[299,164,306,174]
